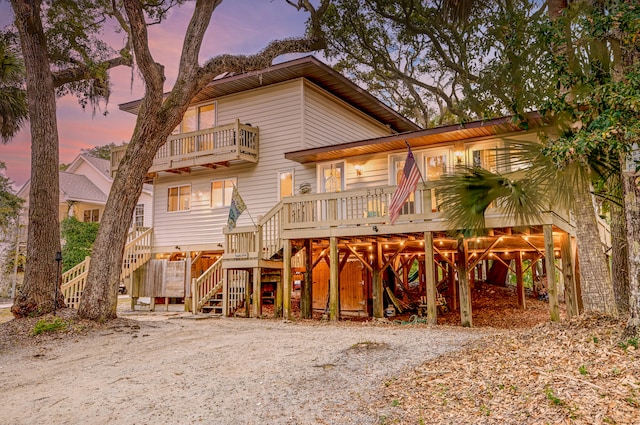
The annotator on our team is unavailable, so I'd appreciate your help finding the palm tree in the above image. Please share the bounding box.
[0,39,28,143]
[436,139,618,316]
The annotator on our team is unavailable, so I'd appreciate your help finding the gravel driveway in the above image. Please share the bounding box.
[0,315,487,424]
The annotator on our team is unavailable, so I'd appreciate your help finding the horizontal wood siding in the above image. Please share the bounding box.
[302,81,392,149]
[153,81,308,250]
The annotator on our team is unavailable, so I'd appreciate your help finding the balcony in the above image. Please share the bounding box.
[111,119,259,177]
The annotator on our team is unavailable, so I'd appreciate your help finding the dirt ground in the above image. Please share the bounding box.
[0,313,487,425]
[2,286,619,425]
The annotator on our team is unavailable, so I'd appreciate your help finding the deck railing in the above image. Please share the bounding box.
[110,120,259,176]
[281,184,443,230]
[224,200,286,262]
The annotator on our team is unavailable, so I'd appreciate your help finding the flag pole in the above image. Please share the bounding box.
[404,140,426,185]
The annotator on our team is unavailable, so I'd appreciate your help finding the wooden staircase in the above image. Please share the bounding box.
[61,227,153,309]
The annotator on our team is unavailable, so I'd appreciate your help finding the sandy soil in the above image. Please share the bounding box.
[0,313,488,425]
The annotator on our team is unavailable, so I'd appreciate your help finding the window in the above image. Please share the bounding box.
[390,154,416,215]
[318,162,344,193]
[83,208,100,223]
[134,204,144,227]
[173,103,217,134]
[470,144,499,172]
[168,185,191,212]
[424,149,449,212]
[279,171,293,200]
[211,178,236,208]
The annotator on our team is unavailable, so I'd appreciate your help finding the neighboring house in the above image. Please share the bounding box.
[18,153,153,228]
[106,56,603,325]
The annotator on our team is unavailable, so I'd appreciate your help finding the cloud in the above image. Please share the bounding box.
[1,0,314,189]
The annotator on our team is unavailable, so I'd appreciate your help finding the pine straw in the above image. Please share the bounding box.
[378,314,640,425]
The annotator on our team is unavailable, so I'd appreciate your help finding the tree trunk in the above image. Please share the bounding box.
[611,193,630,314]
[623,170,640,337]
[573,168,617,315]
[10,0,63,317]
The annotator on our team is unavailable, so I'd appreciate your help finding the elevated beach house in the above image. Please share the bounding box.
[98,56,607,325]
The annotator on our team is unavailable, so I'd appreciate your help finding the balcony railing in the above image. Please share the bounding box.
[111,119,259,176]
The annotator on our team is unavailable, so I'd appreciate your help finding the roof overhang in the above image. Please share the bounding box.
[285,113,546,164]
[119,56,420,134]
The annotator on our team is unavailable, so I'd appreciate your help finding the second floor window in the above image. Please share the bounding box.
[168,185,191,212]
[211,178,236,208]
[173,103,216,134]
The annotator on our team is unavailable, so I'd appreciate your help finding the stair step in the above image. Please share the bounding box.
[202,305,223,315]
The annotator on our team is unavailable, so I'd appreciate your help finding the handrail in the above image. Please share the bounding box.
[121,227,153,280]
[61,256,91,309]
[191,256,224,313]
[59,227,153,309]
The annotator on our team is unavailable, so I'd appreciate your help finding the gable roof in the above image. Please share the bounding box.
[59,172,108,203]
[285,113,547,163]
[119,56,420,134]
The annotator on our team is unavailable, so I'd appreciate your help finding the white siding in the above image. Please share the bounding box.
[302,81,392,149]
[153,81,307,250]
[151,79,407,251]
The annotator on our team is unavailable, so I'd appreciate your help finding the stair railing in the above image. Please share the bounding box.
[121,227,153,280]
[191,256,224,313]
[61,256,91,309]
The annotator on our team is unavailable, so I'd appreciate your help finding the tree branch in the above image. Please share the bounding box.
[52,55,132,88]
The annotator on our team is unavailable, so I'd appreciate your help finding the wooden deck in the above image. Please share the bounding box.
[110,119,259,176]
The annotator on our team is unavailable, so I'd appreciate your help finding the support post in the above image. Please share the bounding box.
[544,224,560,322]
[185,251,192,312]
[283,239,292,320]
[372,242,383,318]
[252,267,262,318]
[424,232,437,325]
[275,269,282,318]
[222,269,229,316]
[244,272,251,318]
[329,236,339,321]
[456,236,472,327]
[516,251,526,309]
[560,233,578,318]
[302,239,313,319]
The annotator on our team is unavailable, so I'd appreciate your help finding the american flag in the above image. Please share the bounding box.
[389,147,422,224]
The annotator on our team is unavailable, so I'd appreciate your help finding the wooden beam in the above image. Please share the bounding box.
[468,238,501,270]
[561,233,578,318]
[381,244,406,271]
[457,236,472,327]
[329,237,339,321]
[544,225,560,322]
[252,267,261,318]
[433,245,456,268]
[244,271,251,318]
[425,232,437,325]
[283,239,292,320]
[344,243,373,272]
[516,251,526,309]
[302,239,312,319]
[339,250,351,273]
[372,242,383,318]
[312,249,328,270]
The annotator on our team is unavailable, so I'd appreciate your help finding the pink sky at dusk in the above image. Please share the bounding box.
[0,1,316,190]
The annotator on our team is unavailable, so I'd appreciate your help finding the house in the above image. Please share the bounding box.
[18,153,153,227]
[106,56,605,325]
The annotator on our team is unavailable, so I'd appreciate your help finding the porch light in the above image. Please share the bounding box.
[354,164,364,176]
[454,150,464,165]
